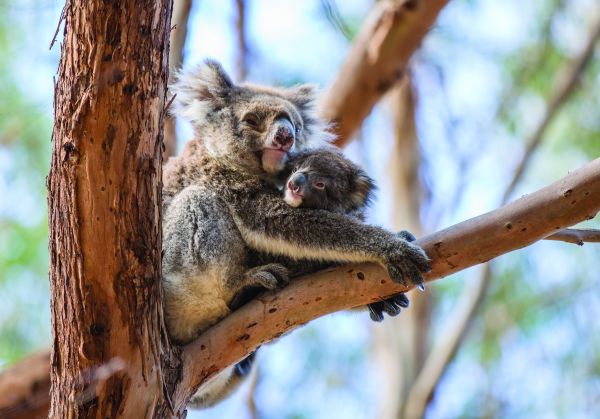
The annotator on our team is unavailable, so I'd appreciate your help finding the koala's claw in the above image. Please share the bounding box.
[243,263,290,290]
[367,293,410,322]
[368,304,385,322]
[384,236,431,289]
[392,293,410,308]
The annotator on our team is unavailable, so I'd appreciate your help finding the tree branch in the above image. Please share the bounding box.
[3,159,599,415]
[235,0,248,81]
[0,351,50,419]
[504,13,600,197]
[320,0,449,146]
[173,157,600,410]
[545,228,600,245]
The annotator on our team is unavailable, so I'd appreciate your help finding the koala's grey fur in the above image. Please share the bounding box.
[162,60,430,408]
[243,148,412,320]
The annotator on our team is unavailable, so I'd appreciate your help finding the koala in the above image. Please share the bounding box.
[162,60,430,408]
[240,148,413,321]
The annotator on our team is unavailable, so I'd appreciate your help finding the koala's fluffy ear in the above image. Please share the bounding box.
[285,84,336,147]
[171,59,235,125]
[285,84,318,108]
[350,169,376,208]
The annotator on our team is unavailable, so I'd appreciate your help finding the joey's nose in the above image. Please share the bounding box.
[288,173,306,193]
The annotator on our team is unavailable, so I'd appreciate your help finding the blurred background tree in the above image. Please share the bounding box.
[0,1,52,364]
[0,0,599,418]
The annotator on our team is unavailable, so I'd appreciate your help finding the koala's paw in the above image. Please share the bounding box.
[383,237,430,290]
[367,293,410,322]
[243,263,290,290]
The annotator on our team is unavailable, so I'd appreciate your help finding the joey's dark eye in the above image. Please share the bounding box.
[314,181,325,190]
[292,166,298,173]
[243,113,260,128]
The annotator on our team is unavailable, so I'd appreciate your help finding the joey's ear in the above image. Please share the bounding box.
[171,59,235,124]
[285,84,318,108]
[350,169,376,208]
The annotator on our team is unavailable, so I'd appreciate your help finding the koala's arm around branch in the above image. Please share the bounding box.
[230,190,430,286]
[171,158,600,412]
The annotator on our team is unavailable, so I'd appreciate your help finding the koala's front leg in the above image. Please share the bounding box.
[231,193,431,289]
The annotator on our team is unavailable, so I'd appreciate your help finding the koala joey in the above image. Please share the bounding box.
[162,60,430,408]
[242,148,416,321]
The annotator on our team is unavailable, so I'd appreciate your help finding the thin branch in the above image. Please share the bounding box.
[246,363,259,419]
[377,75,431,419]
[403,14,600,418]
[164,0,192,158]
[235,0,248,81]
[504,14,600,199]
[173,157,600,411]
[545,228,600,245]
[49,4,66,50]
[320,0,353,40]
[320,0,449,146]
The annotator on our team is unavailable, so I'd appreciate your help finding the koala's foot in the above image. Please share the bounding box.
[367,293,410,322]
[229,264,290,310]
[383,231,430,290]
[242,263,290,290]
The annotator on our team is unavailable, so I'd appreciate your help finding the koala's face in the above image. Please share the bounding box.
[172,60,333,175]
[283,149,375,214]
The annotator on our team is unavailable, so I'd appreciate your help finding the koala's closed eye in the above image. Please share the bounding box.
[242,113,261,129]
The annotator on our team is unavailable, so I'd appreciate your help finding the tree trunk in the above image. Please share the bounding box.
[47,1,176,417]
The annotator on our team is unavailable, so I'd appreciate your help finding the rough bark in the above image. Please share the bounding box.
[47,1,176,417]
[173,157,600,410]
[320,0,449,146]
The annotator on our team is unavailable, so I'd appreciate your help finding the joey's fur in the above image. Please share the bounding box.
[245,149,412,320]
[162,60,430,408]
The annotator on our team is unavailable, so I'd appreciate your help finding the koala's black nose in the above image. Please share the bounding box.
[288,172,307,193]
[273,119,295,150]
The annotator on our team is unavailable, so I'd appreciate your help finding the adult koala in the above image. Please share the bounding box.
[162,60,430,407]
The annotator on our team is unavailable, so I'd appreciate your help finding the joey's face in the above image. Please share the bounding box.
[283,149,375,214]
[172,60,334,176]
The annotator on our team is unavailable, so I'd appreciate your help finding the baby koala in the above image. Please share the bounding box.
[279,148,414,321]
